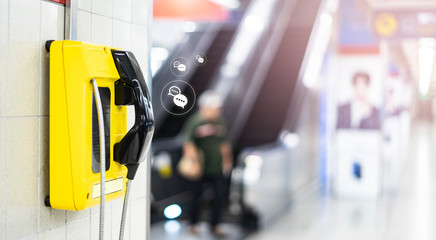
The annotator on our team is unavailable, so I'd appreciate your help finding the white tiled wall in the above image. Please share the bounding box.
[91,14,114,46]
[0,0,8,118]
[7,118,39,239]
[0,0,152,239]
[113,0,132,22]
[8,0,41,117]
[0,119,6,239]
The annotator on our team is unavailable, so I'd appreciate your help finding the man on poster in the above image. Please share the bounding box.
[337,72,381,130]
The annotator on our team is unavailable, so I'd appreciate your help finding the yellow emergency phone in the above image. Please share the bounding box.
[46,40,154,211]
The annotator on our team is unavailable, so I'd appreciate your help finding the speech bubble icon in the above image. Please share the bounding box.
[168,86,181,96]
[177,64,186,72]
[173,61,180,68]
[173,94,188,109]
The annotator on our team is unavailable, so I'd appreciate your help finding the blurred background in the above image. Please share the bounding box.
[149,0,436,239]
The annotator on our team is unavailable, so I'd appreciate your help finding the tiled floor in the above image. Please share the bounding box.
[151,121,435,240]
[248,121,436,240]
[150,221,246,240]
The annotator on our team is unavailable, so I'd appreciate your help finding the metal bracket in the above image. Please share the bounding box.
[64,0,78,40]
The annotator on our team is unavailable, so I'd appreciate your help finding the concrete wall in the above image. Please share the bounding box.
[0,0,152,239]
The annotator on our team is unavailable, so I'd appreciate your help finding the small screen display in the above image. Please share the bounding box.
[92,87,111,173]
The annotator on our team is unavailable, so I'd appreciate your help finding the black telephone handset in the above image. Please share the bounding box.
[112,50,155,180]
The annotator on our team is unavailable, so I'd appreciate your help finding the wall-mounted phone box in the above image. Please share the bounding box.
[49,40,128,210]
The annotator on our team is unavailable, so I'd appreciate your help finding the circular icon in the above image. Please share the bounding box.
[170,57,190,77]
[161,80,196,115]
[193,53,207,66]
[375,13,397,37]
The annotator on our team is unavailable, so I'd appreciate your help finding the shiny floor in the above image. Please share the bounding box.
[151,121,435,240]
[150,221,246,240]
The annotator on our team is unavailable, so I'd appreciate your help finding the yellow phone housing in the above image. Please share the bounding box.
[49,40,128,210]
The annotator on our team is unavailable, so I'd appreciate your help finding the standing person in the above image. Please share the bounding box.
[181,90,233,236]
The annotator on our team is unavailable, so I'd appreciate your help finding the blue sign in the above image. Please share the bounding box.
[339,0,379,51]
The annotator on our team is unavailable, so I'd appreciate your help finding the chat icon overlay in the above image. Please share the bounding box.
[177,64,186,72]
[173,94,188,109]
[193,53,207,66]
[168,86,181,96]
[170,57,190,77]
[161,80,196,115]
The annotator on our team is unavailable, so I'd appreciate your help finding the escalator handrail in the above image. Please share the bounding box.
[281,0,332,132]
[208,0,299,146]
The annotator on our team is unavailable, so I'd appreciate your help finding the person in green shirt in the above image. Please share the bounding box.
[182,90,233,236]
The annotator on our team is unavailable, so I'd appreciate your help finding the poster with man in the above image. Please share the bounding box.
[332,54,383,199]
[337,72,381,129]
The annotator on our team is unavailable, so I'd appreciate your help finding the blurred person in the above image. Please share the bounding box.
[337,72,380,129]
[385,88,402,117]
[181,90,233,236]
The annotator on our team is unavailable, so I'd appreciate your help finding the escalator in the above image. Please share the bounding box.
[150,25,239,223]
[150,0,323,229]
[229,0,325,228]
[234,0,322,152]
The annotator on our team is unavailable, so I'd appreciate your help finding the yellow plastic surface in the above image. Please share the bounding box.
[49,40,128,210]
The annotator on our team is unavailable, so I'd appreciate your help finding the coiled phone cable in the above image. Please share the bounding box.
[91,78,106,240]
[92,78,138,240]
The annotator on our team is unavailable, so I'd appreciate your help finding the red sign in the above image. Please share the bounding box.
[49,0,66,4]
[154,0,229,21]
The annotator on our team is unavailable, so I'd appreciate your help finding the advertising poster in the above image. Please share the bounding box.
[332,54,384,199]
